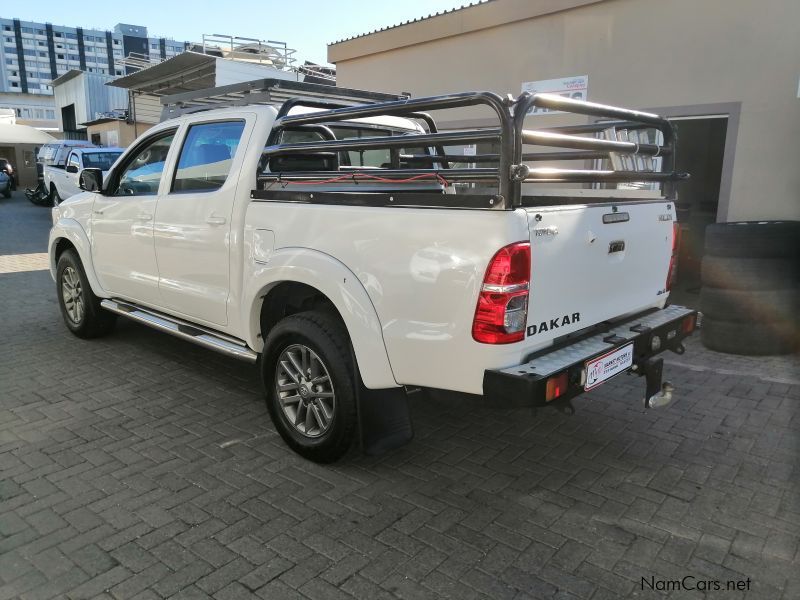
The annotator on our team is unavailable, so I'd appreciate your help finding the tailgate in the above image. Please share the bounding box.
[524,202,675,343]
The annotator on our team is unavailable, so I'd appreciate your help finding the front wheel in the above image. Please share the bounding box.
[56,249,116,338]
[262,311,357,463]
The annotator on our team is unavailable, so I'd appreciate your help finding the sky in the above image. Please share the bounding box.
[14,0,478,65]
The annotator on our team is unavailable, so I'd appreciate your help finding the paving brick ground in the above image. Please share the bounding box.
[1,192,799,599]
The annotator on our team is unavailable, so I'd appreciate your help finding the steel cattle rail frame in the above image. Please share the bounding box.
[158,79,686,209]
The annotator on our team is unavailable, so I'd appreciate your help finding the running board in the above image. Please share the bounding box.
[100,299,258,362]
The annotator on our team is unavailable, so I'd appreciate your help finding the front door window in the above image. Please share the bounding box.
[113,132,175,196]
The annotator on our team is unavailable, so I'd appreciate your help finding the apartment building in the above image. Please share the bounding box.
[0,18,187,129]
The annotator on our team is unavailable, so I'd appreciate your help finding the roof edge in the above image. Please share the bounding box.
[328,0,605,63]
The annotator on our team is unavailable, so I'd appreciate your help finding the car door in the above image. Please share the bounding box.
[63,151,82,197]
[152,118,250,327]
[91,128,178,307]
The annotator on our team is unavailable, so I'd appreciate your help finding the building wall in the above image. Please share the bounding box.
[53,72,129,131]
[330,0,800,221]
[86,120,149,147]
[0,91,56,129]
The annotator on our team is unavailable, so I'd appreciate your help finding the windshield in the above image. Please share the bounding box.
[82,152,122,171]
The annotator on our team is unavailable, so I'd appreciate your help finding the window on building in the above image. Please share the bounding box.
[45,109,55,119]
[10,71,16,76]
[115,69,122,75]
[54,31,62,37]
[57,54,64,60]
[3,26,10,31]
[150,42,159,50]
[38,51,46,57]
[4,58,11,65]
[10,82,18,88]
[113,39,120,45]
[37,40,45,46]
[5,37,13,44]
[35,29,44,35]
[21,27,33,33]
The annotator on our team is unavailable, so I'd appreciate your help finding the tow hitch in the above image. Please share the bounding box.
[638,357,675,409]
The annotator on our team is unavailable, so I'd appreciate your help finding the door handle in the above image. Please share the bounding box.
[205,214,227,225]
[137,212,153,222]
[93,210,104,215]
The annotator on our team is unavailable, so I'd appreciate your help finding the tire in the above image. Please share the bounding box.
[701,317,797,356]
[50,185,61,207]
[701,255,798,290]
[2,187,10,199]
[704,221,800,259]
[262,311,357,463]
[56,249,116,339]
[700,287,798,323]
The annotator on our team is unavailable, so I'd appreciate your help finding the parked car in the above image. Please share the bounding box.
[48,80,697,462]
[0,170,11,198]
[44,147,123,205]
[37,139,96,185]
[0,157,16,191]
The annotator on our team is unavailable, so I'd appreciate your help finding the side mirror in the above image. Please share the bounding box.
[79,168,103,192]
[66,164,79,174]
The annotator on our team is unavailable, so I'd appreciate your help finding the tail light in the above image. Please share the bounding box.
[472,241,531,344]
[666,222,679,291]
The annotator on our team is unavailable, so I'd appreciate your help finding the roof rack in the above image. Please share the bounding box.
[254,90,686,209]
[159,78,407,121]
[160,79,686,210]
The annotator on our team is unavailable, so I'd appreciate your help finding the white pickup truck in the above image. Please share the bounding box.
[49,79,696,462]
[44,146,123,205]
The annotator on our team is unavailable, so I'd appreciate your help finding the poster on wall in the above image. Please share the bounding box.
[521,75,589,114]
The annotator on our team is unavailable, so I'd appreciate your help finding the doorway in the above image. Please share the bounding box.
[669,116,728,299]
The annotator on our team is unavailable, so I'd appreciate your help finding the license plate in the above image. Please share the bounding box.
[584,343,634,391]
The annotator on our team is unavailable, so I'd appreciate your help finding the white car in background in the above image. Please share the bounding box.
[44,147,124,205]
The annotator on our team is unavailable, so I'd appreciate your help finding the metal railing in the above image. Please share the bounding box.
[160,79,686,209]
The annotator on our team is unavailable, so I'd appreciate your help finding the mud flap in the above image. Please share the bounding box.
[356,383,414,455]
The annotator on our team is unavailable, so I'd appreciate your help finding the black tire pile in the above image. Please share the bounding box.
[700,221,799,355]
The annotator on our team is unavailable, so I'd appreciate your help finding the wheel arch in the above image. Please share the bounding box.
[242,249,398,390]
[48,219,106,297]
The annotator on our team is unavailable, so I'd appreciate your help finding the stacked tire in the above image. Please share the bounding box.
[700,221,799,355]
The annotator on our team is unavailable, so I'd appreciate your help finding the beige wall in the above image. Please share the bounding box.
[331,0,800,221]
[86,120,151,148]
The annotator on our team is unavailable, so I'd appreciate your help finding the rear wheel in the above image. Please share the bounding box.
[262,311,357,463]
[2,186,10,199]
[50,185,61,206]
[56,249,116,338]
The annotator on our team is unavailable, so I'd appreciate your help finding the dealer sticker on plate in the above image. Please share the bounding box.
[584,343,634,391]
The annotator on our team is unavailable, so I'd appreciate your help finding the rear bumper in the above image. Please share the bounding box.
[483,305,697,407]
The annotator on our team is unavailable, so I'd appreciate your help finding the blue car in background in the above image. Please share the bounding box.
[0,170,11,198]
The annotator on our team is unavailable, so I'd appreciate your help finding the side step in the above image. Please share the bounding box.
[100,299,258,363]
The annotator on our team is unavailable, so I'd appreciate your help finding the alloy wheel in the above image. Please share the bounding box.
[275,343,336,438]
[61,266,84,324]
